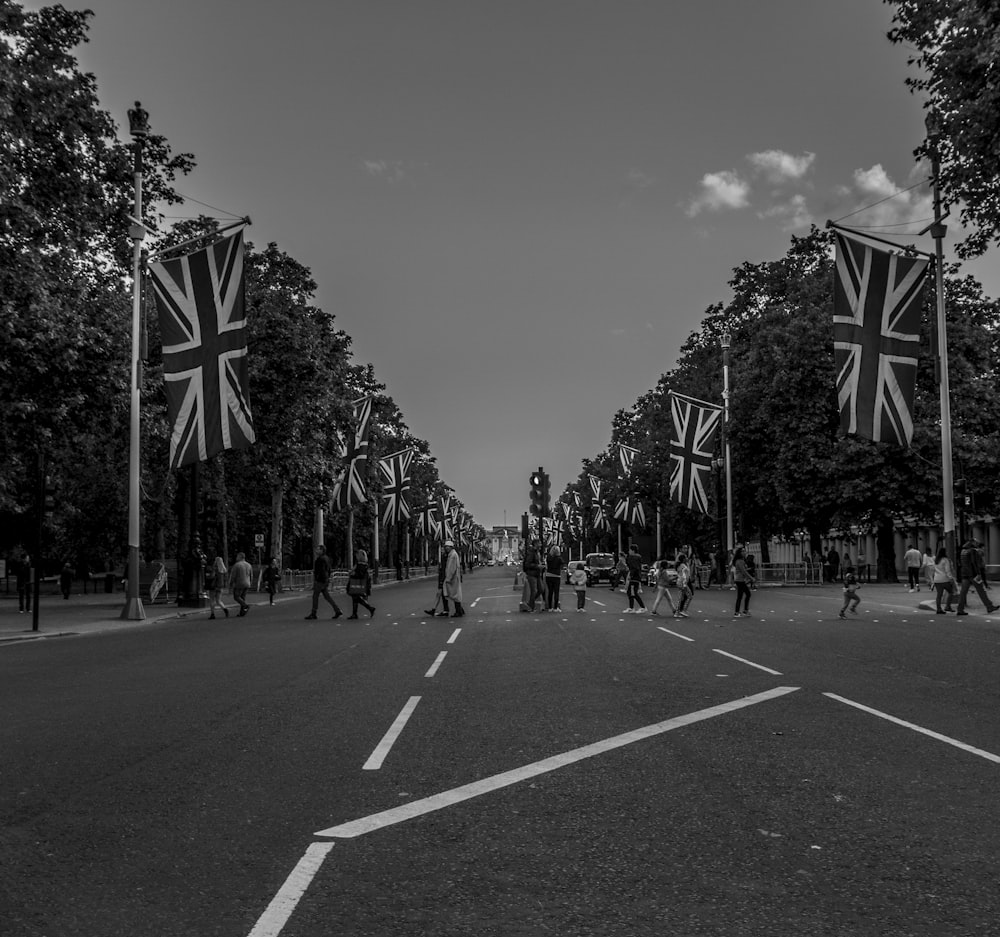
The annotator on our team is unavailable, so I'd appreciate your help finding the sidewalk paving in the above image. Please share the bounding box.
[0,573,434,644]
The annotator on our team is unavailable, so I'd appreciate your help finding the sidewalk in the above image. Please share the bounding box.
[0,573,433,645]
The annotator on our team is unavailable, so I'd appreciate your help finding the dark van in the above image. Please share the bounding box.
[585,553,615,587]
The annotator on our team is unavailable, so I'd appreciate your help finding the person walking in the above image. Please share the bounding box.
[826,546,840,584]
[921,545,936,592]
[424,550,450,617]
[932,544,956,614]
[674,553,692,618]
[856,547,869,583]
[623,544,646,614]
[346,549,376,619]
[229,551,253,616]
[732,545,755,617]
[903,543,922,592]
[650,560,677,616]
[521,539,542,612]
[569,560,587,612]
[16,553,31,614]
[544,545,564,612]
[207,550,229,619]
[442,539,465,618]
[262,557,281,606]
[955,538,999,616]
[59,560,74,599]
[838,568,861,619]
[305,544,343,620]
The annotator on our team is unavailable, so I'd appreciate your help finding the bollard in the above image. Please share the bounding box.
[513,570,522,589]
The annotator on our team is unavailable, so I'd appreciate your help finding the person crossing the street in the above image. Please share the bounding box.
[955,538,999,617]
[305,544,343,620]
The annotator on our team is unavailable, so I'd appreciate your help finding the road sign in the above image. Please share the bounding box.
[255,533,265,547]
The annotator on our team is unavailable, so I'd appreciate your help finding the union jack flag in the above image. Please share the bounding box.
[669,391,722,514]
[614,496,646,528]
[415,504,438,538]
[378,447,413,526]
[332,396,373,510]
[436,494,453,541]
[150,230,255,469]
[616,443,639,476]
[591,500,611,534]
[833,231,929,446]
[588,474,603,502]
[544,516,565,545]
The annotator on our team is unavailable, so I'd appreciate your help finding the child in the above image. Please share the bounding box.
[674,553,692,618]
[651,560,677,616]
[570,561,587,612]
[839,569,861,619]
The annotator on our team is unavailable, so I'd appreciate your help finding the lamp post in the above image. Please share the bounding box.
[925,108,957,562]
[720,332,734,561]
[121,101,149,621]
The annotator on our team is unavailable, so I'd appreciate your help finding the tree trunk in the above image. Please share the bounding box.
[270,484,283,565]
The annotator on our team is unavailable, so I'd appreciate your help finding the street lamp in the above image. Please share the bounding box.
[923,107,957,561]
[720,332,734,562]
[121,101,149,621]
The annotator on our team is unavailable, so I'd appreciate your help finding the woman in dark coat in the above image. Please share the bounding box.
[347,549,376,619]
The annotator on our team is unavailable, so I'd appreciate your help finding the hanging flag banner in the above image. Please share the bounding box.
[588,474,602,503]
[378,447,414,526]
[415,504,438,539]
[150,229,255,469]
[669,391,722,515]
[614,495,646,529]
[332,396,373,510]
[616,443,639,476]
[437,493,453,541]
[833,231,928,446]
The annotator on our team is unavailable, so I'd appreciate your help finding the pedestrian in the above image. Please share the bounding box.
[706,550,719,588]
[921,545,936,592]
[59,560,74,599]
[442,539,465,618]
[732,545,755,617]
[262,557,281,606]
[623,544,646,613]
[544,544,564,612]
[674,553,692,618]
[569,560,587,612]
[424,550,450,617]
[838,568,861,619]
[903,543,922,592]
[650,560,677,616]
[16,552,31,613]
[826,546,840,584]
[207,549,229,619]
[229,551,253,616]
[955,538,999,616]
[520,539,542,612]
[745,552,758,590]
[614,553,628,592]
[932,544,956,614]
[856,547,869,583]
[305,544,343,620]
[346,549,376,619]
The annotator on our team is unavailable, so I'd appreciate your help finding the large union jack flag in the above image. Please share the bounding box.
[614,495,646,529]
[378,447,414,526]
[332,395,373,510]
[415,504,438,539]
[150,230,255,469]
[587,474,611,533]
[436,493,453,541]
[669,391,722,514]
[833,231,929,446]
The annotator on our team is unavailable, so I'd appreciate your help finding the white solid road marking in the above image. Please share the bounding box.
[447,628,461,644]
[657,626,694,642]
[824,692,1000,764]
[362,696,422,771]
[592,600,607,607]
[425,651,447,678]
[247,841,335,937]
[315,686,800,839]
[712,649,783,675]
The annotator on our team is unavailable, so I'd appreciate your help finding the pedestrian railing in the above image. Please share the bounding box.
[756,563,824,586]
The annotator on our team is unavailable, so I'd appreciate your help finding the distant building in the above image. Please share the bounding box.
[488,526,521,563]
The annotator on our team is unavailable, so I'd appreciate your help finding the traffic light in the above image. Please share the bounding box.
[529,471,545,516]
[955,478,971,508]
[42,477,56,517]
[541,472,551,516]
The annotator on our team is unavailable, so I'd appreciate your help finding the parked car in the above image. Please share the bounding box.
[584,552,615,587]
[647,561,678,588]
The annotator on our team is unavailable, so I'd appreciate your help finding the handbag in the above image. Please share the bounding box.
[346,575,367,596]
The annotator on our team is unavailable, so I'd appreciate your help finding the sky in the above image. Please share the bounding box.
[40,0,1000,528]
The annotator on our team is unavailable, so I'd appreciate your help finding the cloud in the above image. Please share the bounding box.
[362,159,406,184]
[757,193,813,230]
[839,163,932,228]
[747,149,816,184]
[685,170,751,216]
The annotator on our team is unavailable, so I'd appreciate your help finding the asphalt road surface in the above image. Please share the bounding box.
[2,568,1000,936]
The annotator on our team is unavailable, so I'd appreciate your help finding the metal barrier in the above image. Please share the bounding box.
[755,563,823,586]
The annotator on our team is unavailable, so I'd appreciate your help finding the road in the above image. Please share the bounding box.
[2,568,1000,936]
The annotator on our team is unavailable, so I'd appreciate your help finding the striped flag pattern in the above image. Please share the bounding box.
[833,231,928,446]
[332,396,373,510]
[616,443,639,476]
[669,391,722,514]
[614,496,646,528]
[378,447,414,526]
[150,229,255,469]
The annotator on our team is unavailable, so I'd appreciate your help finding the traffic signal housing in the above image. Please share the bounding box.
[529,469,550,517]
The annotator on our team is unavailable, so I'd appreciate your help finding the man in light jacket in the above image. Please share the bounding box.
[443,540,465,618]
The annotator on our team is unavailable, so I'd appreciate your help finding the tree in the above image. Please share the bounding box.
[886,0,1000,257]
